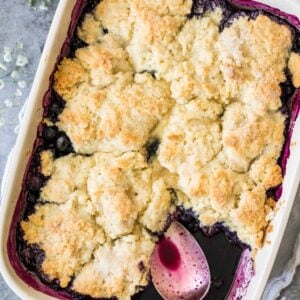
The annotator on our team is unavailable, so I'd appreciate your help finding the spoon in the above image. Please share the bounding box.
[150,221,211,300]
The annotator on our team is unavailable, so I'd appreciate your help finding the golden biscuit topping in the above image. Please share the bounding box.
[21,196,105,287]
[21,0,300,298]
[289,52,300,88]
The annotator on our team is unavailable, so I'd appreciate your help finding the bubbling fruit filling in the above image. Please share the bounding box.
[8,0,300,299]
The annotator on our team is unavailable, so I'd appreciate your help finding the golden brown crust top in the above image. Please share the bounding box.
[289,52,300,88]
[40,154,95,203]
[222,102,285,172]
[24,151,171,296]
[54,59,89,101]
[72,230,155,299]
[217,15,292,114]
[231,186,267,236]
[21,196,105,287]
[57,72,173,153]
[23,1,300,298]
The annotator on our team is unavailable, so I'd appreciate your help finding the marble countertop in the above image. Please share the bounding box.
[0,1,299,299]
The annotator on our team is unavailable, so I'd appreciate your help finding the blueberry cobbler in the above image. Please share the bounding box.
[8,0,300,299]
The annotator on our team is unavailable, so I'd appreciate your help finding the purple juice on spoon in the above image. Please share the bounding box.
[150,222,211,300]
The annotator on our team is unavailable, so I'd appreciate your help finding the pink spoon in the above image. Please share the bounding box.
[150,222,211,300]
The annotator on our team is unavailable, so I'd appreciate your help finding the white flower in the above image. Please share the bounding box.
[3,47,12,63]
[0,63,7,71]
[16,42,24,49]
[40,3,49,11]
[14,125,20,134]
[0,80,4,90]
[16,55,28,67]
[11,70,19,79]
[4,99,13,107]
[29,0,51,9]
[18,80,27,89]
[0,118,5,127]
[15,89,22,97]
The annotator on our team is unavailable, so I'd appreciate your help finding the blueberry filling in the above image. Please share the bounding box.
[191,0,229,17]
[41,125,74,157]
[22,165,48,219]
[67,0,102,58]
[7,0,300,299]
[220,10,261,30]
[55,133,72,153]
[293,33,300,53]
[84,0,102,13]
[48,102,64,120]
[212,277,224,289]
[69,35,88,58]
[26,192,38,205]
[45,92,66,122]
[280,70,296,113]
[281,81,296,105]
[43,125,58,142]
[26,174,43,193]
[18,241,45,274]
[138,261,146,272]
[144,137,160,162]
[134,210,244,300]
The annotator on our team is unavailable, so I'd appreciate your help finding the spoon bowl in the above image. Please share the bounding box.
[150,222,211,300]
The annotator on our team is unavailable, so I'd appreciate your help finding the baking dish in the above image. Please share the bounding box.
[0,0,300,299]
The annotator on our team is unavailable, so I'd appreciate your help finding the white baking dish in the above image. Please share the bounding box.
[0,0,299,299]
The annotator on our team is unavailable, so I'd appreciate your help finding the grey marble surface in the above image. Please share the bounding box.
[0,1,299,299]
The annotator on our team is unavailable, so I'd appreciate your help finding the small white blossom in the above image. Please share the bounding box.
[11,70,19,79]
[0,80,4,90]
[39,3,49,11]
[0,63,7,71]
[15,89,22,97]
[14,125,20,134]
[29,0,51,9]
[18,80,27,89]
[0,118,5,127]
[3,47,12,63]
[4,99,13,107]
[16,55,28,67]
[16,42,24,49]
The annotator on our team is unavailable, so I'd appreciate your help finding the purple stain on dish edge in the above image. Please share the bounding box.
[224,2,300,298]
[222,2,300,299]
[5,0,300,299]
[227,250,255,300]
